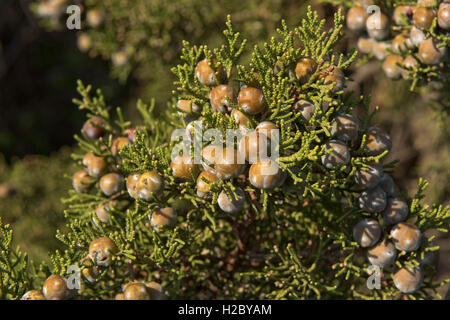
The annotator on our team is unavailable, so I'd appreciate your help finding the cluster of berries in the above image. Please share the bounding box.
[346,0,449,81]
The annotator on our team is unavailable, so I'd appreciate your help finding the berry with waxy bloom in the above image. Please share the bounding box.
[359,186,387,213]
[94,202,115,225]
[354,164,383,190]
[89,237,118,267]
[353,218,382,248]
[100,173,123,196]
[238,130,271,163]
[195,59,224,86]
[82,117,105,140]
[413,7,436,29]
[295,58,317,83]
[294,99,315,121]
[73,169,92,193]
[364,126,392,156]
[382,55,404,80]
[438,3,450,30]
[393,266,423,293]
[21,290,45,300]
[210,85,236,113]
[149,207,177,230]
[196,171,218,198]
[83,153,108,177]
[123,282,150,300]
[367,239,397,267]
[111,137,131,157]
[366,12,390,40]
[390,222,422,252]
[379,174,396,196]
[136,171,163,201]
[382,198,409,225]
[42,275,69,300]
[126,173,140,199]
[238,87,265,115]
[321,140,350,169]
[418,38,447,65]
[249,159,282,190]
[410,27,426,46]
[346,6,367,31]
[177,99,201,113]
[186,120,203,141]
[331,113,359,141]
[170,154,199,180]
[218,187,245,213]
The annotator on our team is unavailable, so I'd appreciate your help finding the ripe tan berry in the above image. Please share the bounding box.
[418,38,446,65]
[89,237,118,267]
[393,6,413,25]
[353,218,382,248]
[123,282,150,300]
[99,173,123,196]
[238,130,271,163]
[238,87,265,115]
[111,137,131,157]
[177,99,202,114]
[210,85,236,113]
[115,293,125,300]
[73,169,92,193]
[366,12,390,40]
[86,9,105,28]
[390,222,422,252]
[367,239,397,267]
[410,26,426,46]
[322,66,345,92]
[145,281,165,300]
[196,171,218,198]
[382,198,409,225]
[136,171,163,201]
[214,147,245,179]
[77,33,91,52]
[195,59,225,86]
[83,153,108,177]
[170,154,199,180]
[401,56,419,79]
[393,266,423,293]
[357,37,374,54]
[94,202,114,225]
[392,34,413,52]
[331,113,359,141]
[413,7,436,29]
[82,265,99,284]
[126,173,140,199]
[346,6,367,31]
[382,55,404,80]
[321,140,350,169]
[42,275,69,300]
[82,117,105,140]
[201,144,220,173]
[21,290,45,300]
[217,187,245,213]
[438,3,450,30]
[295,58,317,83]
[256,121,278,140]
[231,109,249,129]
[359,186,387,213]
[149,207,177,230]
[294,99,315,121]
[372,41,391,60]
[364,126,392,156]
[249,159,281,190]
